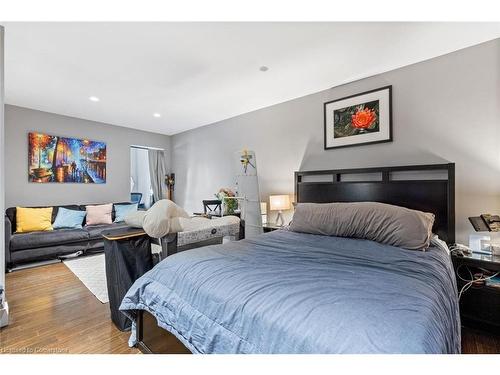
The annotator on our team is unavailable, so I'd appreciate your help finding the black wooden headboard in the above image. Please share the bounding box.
[294,163,455,244]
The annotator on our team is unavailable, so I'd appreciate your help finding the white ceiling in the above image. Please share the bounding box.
[2,22,500,135]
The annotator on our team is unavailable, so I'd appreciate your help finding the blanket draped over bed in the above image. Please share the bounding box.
[120,230,460,354]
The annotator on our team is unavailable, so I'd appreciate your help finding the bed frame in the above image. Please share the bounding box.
[295,163,455,243]
[133,163,455,353]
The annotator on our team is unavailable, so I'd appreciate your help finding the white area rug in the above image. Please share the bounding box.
[63,254,109,303]
[63,246,162,304]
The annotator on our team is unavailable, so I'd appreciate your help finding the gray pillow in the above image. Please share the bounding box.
[289,202,435,250]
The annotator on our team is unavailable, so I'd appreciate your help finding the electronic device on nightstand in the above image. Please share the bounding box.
[468,213,500,255]
[469,214,500,232]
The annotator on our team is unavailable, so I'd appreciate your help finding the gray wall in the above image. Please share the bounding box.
[5,105,171,207]
[172,39,500,244]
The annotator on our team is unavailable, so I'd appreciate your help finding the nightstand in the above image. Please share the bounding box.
[452,252,500,334]
[262,223,283,233]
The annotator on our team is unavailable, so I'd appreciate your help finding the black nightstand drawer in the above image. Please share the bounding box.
[459,282,500,331]
[453,253,500,334]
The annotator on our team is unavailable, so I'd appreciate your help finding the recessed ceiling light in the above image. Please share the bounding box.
[259,66,269,72]
[89,96,100,102]
[153,113,161,118]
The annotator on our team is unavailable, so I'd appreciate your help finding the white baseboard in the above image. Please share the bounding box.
[0,301,9,328]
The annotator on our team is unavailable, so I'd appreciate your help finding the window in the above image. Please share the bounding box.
[130,146,153,208]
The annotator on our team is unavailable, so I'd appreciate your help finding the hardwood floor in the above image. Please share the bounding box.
[0,262,138,354]
[1,261,499,354]
[461,328,500,354]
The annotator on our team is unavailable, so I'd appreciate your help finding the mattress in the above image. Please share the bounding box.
[176,216,240,246]
[120,230,460,354]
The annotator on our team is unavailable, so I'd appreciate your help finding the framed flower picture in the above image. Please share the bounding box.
[324,86,392,149]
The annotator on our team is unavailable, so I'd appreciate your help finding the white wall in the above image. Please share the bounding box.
[172,39,500,244]
[5,105,171,208]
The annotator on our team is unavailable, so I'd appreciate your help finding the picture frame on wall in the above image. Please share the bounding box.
[324,85,392,150]
[28,132,107,183]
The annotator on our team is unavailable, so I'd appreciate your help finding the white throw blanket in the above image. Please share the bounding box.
[125,199,240,238]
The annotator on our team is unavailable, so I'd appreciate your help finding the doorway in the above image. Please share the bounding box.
[130,146,158,209]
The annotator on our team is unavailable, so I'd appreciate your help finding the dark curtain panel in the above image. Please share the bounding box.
[148,149,167,203]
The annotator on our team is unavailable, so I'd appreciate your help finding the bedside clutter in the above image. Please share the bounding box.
[452,251,500,333]
[4,202,136,270]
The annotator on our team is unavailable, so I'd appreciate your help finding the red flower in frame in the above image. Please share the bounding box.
[351,107,376,129]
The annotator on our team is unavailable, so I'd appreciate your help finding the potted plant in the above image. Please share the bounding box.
[215,188,238,215]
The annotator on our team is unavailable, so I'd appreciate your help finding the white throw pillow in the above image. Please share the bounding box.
[124,210,147,228]
[85,203,112,225]
[142,199,190,238]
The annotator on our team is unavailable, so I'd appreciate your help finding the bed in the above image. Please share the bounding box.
[120,163,460,354]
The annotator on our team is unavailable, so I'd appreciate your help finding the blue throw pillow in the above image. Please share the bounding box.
[114,203,138,223]
[52,207,86,229]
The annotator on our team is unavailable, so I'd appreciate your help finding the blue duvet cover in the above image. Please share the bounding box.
[120,230,460,354]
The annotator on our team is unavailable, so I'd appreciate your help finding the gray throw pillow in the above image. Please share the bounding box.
[289,202,435,250]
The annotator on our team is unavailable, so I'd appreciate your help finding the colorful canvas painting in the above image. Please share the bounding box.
[324,86,392,149]
[28,132,106,183]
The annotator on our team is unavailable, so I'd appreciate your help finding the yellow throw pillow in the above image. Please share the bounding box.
[16,207,54,233]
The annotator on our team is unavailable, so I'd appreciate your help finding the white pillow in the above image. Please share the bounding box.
[124,210,146,228]
[142,199,189,238]
[85,203,112,225]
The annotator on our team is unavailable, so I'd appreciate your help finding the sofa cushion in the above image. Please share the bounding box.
[84,222,130,240]
[6,203,132,231]
[10,228,89,251]
[79,202,131,224]
[6,205,81,233]
[85,204,113,225]
[15,207,54,233]
[114,203,138,223]
[53,207,87,229]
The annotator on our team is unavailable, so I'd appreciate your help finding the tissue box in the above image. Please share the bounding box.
[0,301,9,328]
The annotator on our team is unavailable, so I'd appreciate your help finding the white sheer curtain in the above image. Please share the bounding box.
[130,147,153,208]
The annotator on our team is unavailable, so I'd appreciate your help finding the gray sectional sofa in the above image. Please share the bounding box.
[5,203,131,270]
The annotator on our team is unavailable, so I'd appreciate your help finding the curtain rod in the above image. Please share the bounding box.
[130,145,165,151]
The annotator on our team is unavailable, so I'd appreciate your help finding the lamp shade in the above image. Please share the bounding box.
[269,195,291,211]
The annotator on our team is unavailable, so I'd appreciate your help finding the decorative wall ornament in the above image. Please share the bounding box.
[28,132,106,183]
[324,86,392,149]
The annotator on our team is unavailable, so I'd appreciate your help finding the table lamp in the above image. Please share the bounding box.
[269,195,291,226]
